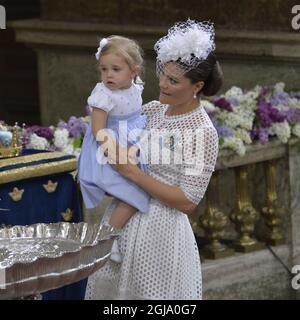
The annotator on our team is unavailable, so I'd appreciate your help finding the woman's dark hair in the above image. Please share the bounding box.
[185,53,223,96]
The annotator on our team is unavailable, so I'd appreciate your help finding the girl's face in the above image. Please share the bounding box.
[100,53,137,90]
[158,63,203,107]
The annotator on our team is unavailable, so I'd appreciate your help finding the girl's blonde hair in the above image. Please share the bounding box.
[98,35,144,75]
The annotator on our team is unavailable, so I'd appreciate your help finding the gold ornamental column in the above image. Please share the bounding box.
[261,160,285,245]
[200,172,235,259]
[231,166,265,252]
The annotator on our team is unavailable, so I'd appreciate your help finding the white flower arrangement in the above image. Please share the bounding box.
[268,121,291,144]
[54,128,70,149]
[233,128,252,145]
[292,123,300,138]
[29,133,49,150]
[202,100,217,113]
[224,86,244,101]
[221,136,246,156]
[5,83,299,158]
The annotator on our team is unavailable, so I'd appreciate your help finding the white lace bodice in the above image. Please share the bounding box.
[141,100,219,204]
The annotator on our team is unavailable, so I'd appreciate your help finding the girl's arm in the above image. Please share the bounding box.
[92,108,119,153]
[91,108,108,139]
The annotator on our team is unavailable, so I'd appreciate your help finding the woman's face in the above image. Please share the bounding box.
[158,63,202,106]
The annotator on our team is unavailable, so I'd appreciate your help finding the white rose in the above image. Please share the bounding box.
[54,128,69,149]
[221,136,246,156]
[292,123,300,138]
[202,100,217,113]
[62,144,74,155]
[274,82,285,94]
[29,133,49,150]
[268,121,291,143]
[224,86,244,101]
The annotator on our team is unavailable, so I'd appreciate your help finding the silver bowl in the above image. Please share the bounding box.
[0,222,116,299]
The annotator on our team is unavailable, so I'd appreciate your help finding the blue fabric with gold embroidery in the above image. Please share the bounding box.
[0,149,87,300]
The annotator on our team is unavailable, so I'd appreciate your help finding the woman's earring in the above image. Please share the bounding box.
[193,92,197,99]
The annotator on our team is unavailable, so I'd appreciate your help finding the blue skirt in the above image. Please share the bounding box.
[78,111,150,213]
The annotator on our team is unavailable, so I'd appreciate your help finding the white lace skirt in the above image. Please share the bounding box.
[85,198,202,300]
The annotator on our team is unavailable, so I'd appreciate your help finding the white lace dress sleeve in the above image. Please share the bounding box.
[180,125,218,204]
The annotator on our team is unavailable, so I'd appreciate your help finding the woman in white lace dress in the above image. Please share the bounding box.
[85,19,223,300]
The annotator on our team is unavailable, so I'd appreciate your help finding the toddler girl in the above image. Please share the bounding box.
[78,36,150,263]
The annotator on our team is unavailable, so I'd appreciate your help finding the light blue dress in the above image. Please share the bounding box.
[78,82,150,213]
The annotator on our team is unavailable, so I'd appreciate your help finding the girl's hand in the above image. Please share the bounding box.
[104,143,140,179]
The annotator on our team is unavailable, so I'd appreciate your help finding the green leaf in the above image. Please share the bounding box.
[73,137,82,149]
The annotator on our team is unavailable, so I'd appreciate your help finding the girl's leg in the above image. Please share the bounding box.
[108,200,138,263]
[109,200,137,229]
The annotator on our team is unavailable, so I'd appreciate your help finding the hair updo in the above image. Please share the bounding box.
[185,53,223,96]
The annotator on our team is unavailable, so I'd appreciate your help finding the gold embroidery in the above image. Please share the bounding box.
[61,208,73,222]
[0,158,77,185]
[43,180,58,193]
[9,187,24,201]
[0,151,71,168]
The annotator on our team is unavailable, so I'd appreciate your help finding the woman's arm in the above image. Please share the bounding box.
[129,168,197,215]
[110,158,197,215]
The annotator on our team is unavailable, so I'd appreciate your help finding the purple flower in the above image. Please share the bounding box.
[260,86,271,97]
[57,121,68,130]
[257,102,272,127]
[269,107,286,122]
[34,127,54,140]
[229,97,239,106]
[67,116,88,138]
[213,97,233,112]
[270,92,289,106]
[258,128,269,144]
[216,126,233,138]
[22,125,54,147]
[284,109,300,124]
[257,101,286,128]
[251,126,269,144]
[22,128,33,147]
[289,92,300,100]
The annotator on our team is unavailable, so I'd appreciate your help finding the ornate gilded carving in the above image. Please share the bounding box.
[0,122,22,159]
[200,172,234,259]
[261,160,285,246]
[8,187,24,202]
[61,208,73,222]
[231,166,264,252]
[43,180,58,193]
